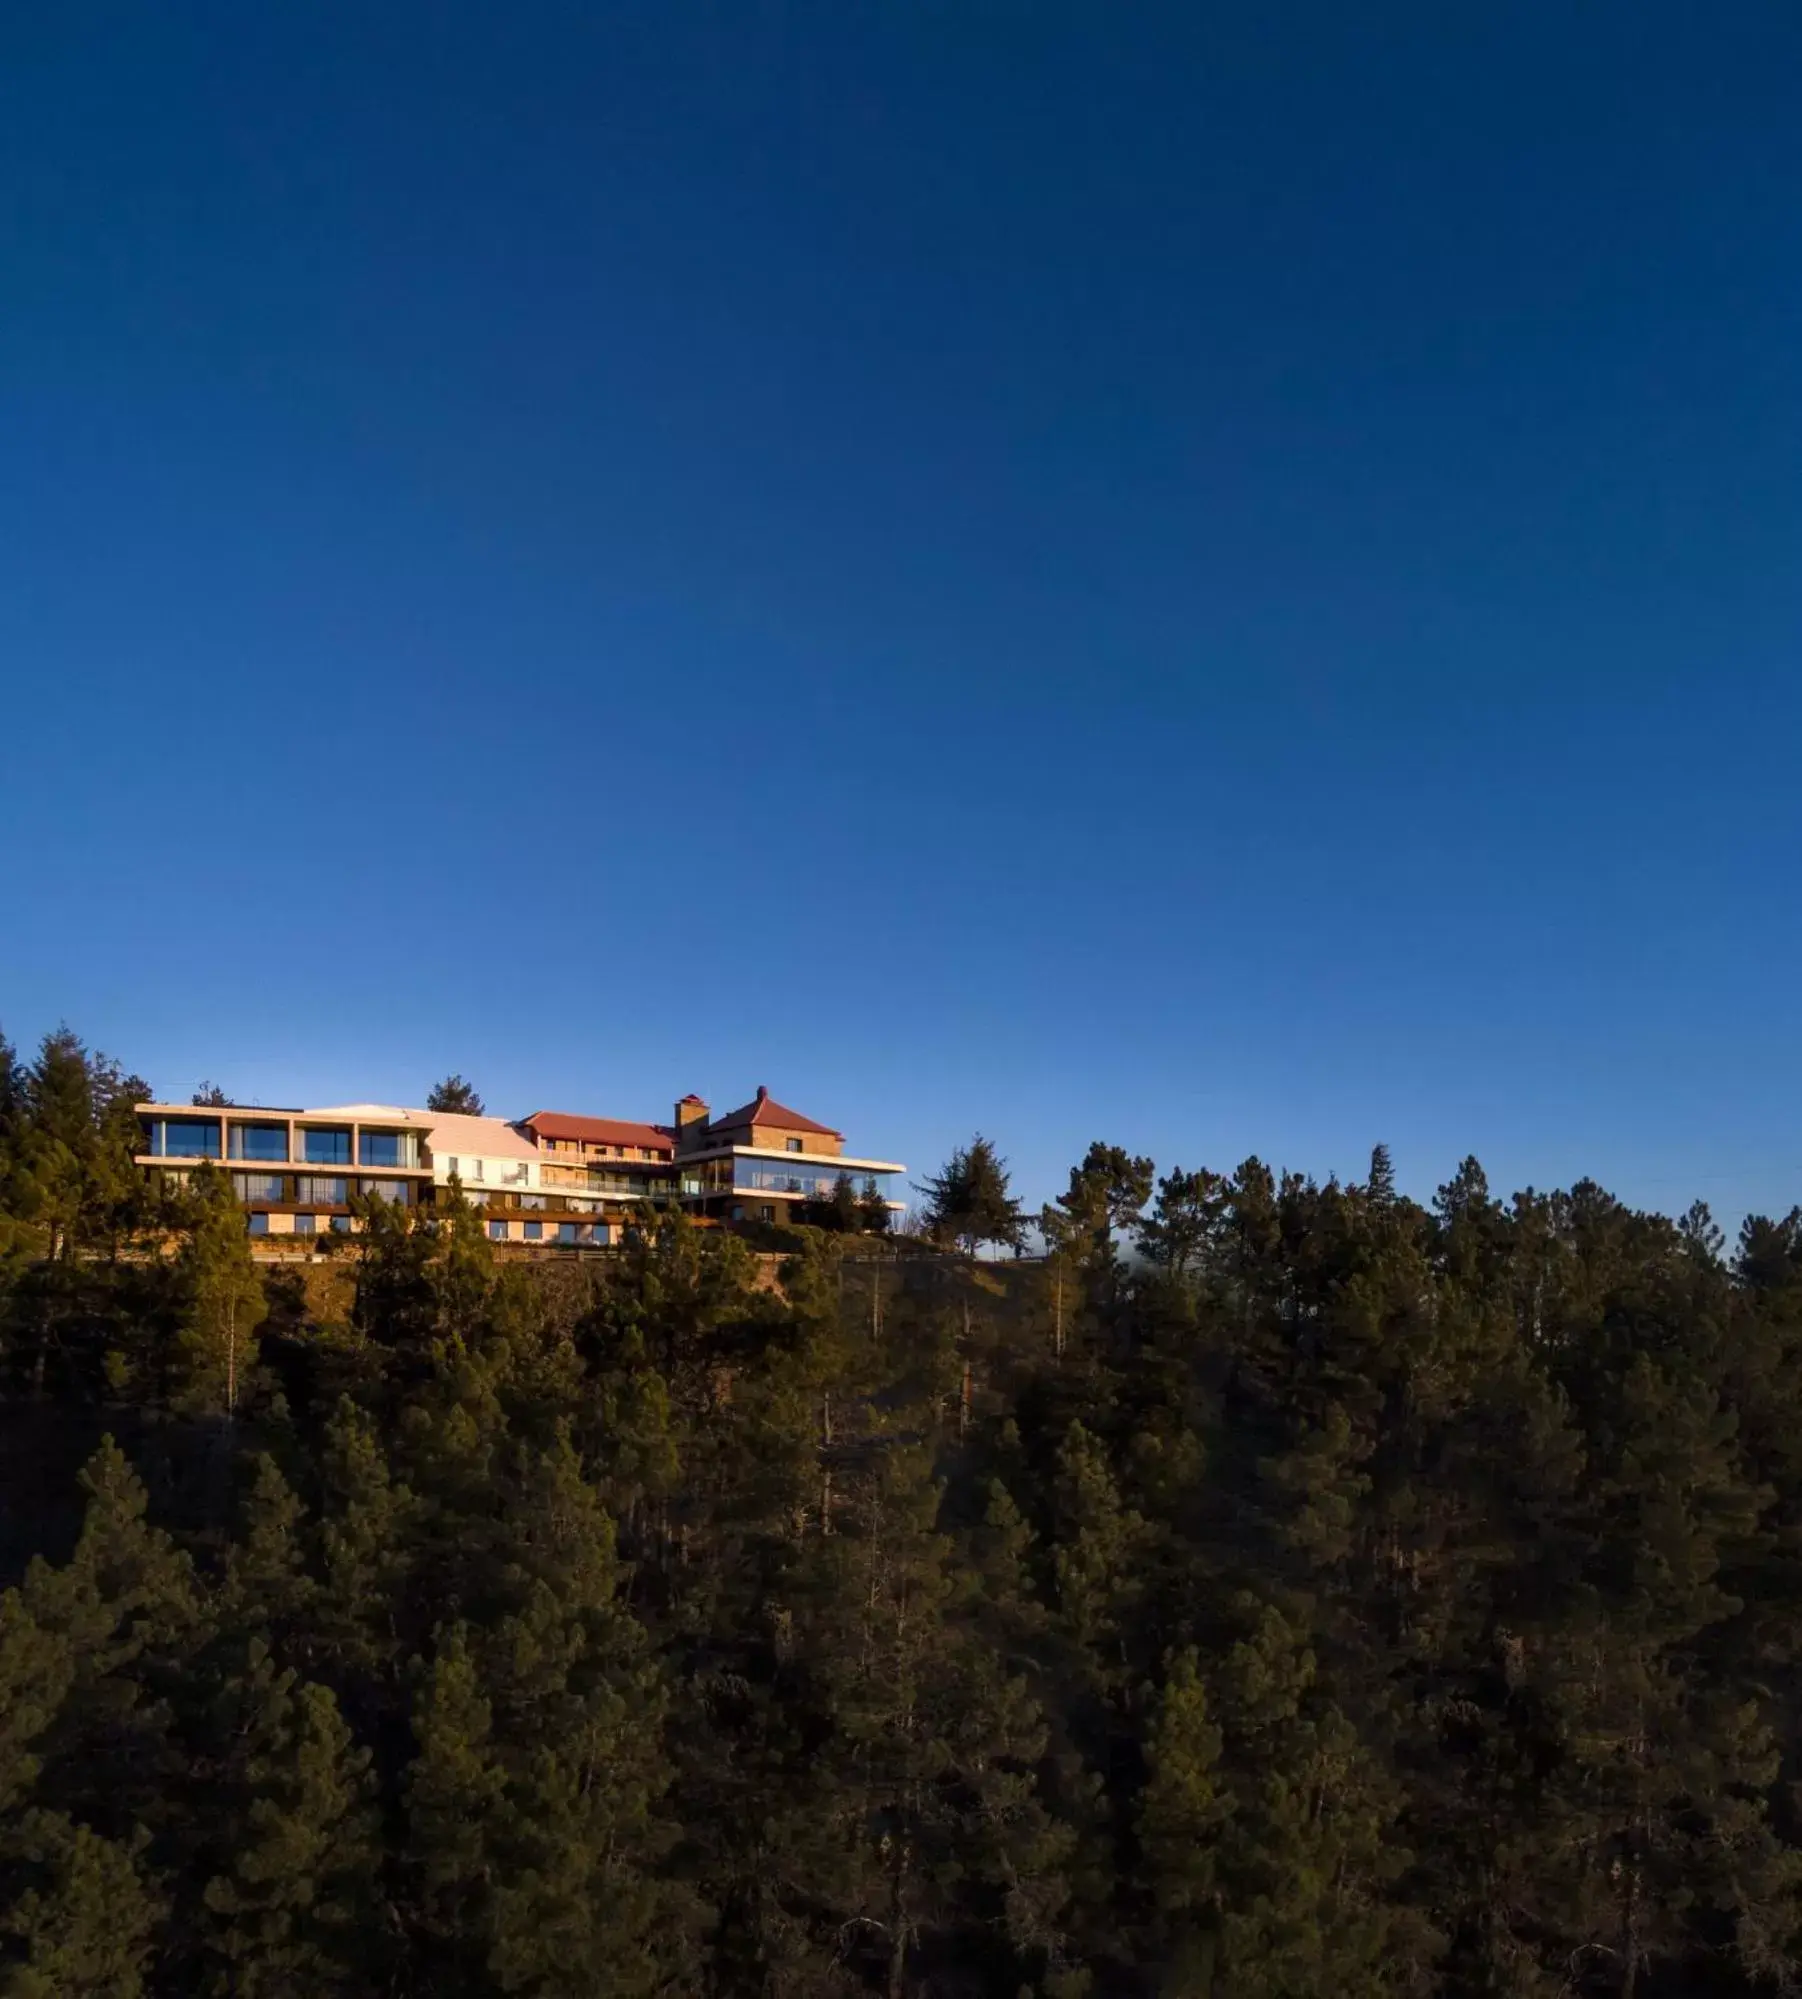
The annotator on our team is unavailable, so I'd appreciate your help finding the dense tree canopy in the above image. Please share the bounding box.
[5,1029,1802,1994]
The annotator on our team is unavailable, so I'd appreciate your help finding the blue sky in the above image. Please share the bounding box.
[3,3,1800,1228]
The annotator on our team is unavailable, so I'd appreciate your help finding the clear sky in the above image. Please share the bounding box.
[3,4,1800,1228]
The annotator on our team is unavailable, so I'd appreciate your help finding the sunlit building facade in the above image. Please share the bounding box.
[135,1086,903,1248]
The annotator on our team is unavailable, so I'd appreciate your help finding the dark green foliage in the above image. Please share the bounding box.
[425,1075,485,1115]
[916,1135,1025,1255]
[9,1050,1802,1995]
[174,1163,267,1420]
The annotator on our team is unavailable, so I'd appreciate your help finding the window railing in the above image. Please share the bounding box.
[732,1164,898,1200]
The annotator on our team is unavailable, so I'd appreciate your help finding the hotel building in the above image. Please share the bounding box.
[135,1086,904,1248]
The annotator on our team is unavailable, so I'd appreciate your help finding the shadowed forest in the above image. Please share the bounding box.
[6,1029,1802,1996]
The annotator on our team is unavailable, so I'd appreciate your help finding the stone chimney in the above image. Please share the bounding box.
[675,1094,709,1152]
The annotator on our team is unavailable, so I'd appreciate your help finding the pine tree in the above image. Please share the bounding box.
[819,1436,1072,1995]
[0,1812,162,1999]
[1043,1143,1155,1271]
[1137,1648,1230,1994]
[915,1137,1025,1256]
[315,1397,420,1681]
[175,1162,268,1420]
[221,1455,318,1652]
[1133,1165,1227,1277]
[197,1642,382,1997]
[1050,1420,1149,1674]
[426,1075,485,1115]
[403,1624,507,1986]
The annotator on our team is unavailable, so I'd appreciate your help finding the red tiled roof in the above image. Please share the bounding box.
[706,1085,843,1141]
[523,1111,675,1153]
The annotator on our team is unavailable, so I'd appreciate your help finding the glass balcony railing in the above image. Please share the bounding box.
[731,1164,900,1201]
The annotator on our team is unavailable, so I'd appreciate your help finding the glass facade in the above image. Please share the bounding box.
[360,1178,411,1204]
[731,1163,899,1201]
[302,1127,353,1165]
[233,1173,286,1204]
[296,1176,347,1204]
[359,1130,420,1168]
[228,1123,288,1162]
[146,1116,222,1158]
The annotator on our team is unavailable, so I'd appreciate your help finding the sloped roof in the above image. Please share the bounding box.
[523,1110,675,1153]
[706,1086,843,1140]
[418,1111,540,1162]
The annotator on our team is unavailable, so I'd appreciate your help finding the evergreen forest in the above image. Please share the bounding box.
[8,1027,1802,1997]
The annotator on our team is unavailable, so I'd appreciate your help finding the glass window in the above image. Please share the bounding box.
[557,1222,577,1244]
[361,1178,410,1204]
[595,1223,612,1247]
[330,1214,353,1233]
[246,1212,269,1236]
[759,1205,776,1223]
[489,1220,508,1241]
[153,1117,222,1158]
[302,1127,352,1165]
[296,1176,347,1205]
[293,1214,316,1237]
[233,1173,286,1204]
[228,1123,288,1162]
[359,1130,419,1168]
[524,1221,543,1241]
[785,1138,804,1153]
